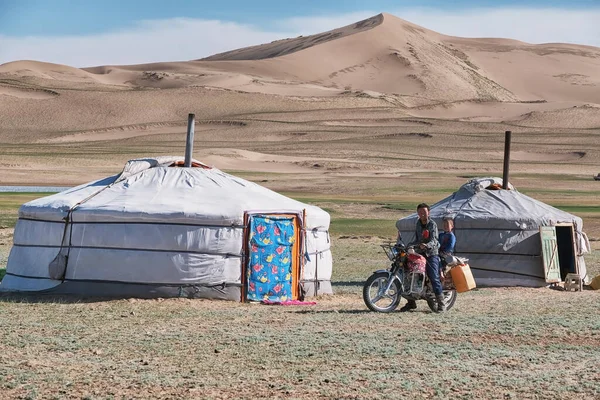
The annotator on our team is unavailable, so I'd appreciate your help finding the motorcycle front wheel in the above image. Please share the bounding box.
[363,271,403,313]
[426,289,458,312]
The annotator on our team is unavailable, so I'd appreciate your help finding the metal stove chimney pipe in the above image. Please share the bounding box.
[502,130,512,189]
[184,113,195,167]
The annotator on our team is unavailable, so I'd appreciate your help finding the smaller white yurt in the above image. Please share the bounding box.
[396,177,590,287]
[1,157,332,300]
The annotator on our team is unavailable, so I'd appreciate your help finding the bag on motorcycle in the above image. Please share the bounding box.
[406,253,426,274]
[450,263,476,293]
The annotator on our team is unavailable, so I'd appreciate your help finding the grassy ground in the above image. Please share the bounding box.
[0,239,598,399]
[0,193,54,229]
[0,289,599,400]
[2,68,600,398]
[0,181,599,399]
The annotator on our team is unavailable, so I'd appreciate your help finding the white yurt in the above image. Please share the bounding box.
[1,157,332,300]
[396,177,590,287]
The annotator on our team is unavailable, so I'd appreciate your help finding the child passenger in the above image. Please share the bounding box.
[438,218,456,259]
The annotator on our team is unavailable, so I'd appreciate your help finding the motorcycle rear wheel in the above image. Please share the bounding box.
[363,271,402,313]
[426,289,458,312]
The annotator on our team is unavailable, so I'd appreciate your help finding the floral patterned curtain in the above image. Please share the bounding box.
[247,215,296,301]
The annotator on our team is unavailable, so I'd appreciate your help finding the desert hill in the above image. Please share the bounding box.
[2,13,599,105]
[195,12,600,104]
[201,13,386,61]
[0,12,599,186]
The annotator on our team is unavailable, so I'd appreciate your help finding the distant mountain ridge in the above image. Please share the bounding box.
[1,12,599,107]
[201,13,385,61]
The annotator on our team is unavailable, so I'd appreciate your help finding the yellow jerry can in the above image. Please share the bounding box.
[450,263,476,293]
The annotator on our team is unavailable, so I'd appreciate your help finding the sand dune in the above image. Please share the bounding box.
[447,38,600,104]
[486,150,586,162]
[0,84,58,99]
[193,13,517,103]
[2,13,599,106]
[409,100,587,122]
[195,13,600,105]
[321,118,428,127]
[0,12,599,185]
[0,60,96,82]
[43,119,249,143]
[505,104,600,129]
[202,14,385,61]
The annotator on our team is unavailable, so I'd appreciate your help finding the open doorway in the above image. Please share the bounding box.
[556,225,577,280]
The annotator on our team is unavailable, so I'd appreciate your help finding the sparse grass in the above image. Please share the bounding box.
[381,202,424,211]
[330,218,396,237]
[548,205,600,214]
[0,193,50,281]
[282,194,390,204]
[0,180,599,399]
[0,239,598,399]
[511,173,595,182]
[221,170,292,178]
[0,193,57,228]
[585,247,600,278]
[3,66,600,397]
[521,189,600,197]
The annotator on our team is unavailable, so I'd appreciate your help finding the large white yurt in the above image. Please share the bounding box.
[1,157,332,300]
[396,177,590,287]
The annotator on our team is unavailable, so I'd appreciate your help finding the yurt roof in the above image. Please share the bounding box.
[397,177,582,231]
[18,157,330,228]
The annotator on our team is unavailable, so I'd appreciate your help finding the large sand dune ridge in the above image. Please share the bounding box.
[0,12,599,185]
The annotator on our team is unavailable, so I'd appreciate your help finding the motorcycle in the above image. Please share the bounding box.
[363,240,458,313]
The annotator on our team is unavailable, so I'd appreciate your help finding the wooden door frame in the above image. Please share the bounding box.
[554,223,579,276]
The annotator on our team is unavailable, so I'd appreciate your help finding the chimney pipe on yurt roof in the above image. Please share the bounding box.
[502,130,512,189]
[184,113,195,167]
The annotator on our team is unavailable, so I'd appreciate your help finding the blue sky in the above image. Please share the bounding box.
[1,0,599,67]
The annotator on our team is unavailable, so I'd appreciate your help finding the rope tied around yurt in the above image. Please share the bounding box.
[48,210,72,281]
[48,182,117,281]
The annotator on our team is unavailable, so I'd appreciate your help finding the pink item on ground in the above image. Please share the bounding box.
[261,300,317,306]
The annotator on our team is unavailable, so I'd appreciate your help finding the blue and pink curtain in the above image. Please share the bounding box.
[247,216,295,302]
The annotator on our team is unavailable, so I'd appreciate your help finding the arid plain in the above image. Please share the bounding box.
[0,13,599,399]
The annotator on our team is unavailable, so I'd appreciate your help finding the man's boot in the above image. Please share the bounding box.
[436,294,446,313]
[399,299,417,312]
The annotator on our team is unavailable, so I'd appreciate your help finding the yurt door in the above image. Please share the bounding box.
[246,215,300,302]
[540,226,561,283]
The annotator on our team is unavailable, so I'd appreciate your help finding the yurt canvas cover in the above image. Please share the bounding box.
[396,178,590,287]
[1,157,332,300]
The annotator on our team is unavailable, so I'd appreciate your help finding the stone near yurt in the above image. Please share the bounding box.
[1,157,332,300]
[396,177,590,287]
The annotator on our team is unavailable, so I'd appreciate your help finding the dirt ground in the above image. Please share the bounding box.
[1,22,600,396]
[0,256,599,400]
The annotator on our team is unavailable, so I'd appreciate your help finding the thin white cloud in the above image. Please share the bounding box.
[0,19,295,67]
[395,8,600,46]
[275,11,378,34]
[0,8,598,67]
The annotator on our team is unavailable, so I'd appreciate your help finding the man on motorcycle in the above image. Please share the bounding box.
[399,203,446,312]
